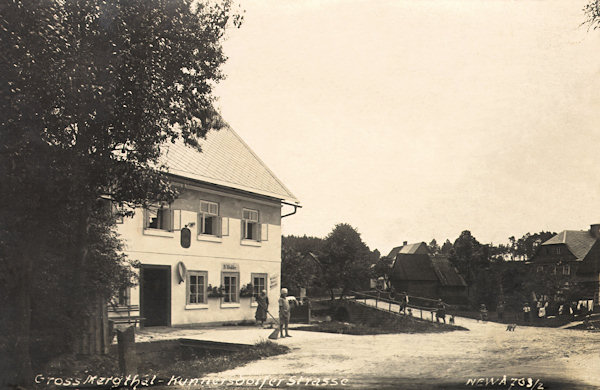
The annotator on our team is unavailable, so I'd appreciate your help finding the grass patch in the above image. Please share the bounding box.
[293,319,467,335]
[147,340,289,378]
[41,340,289,380]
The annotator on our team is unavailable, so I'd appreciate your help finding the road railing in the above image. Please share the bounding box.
[349,290,445,322]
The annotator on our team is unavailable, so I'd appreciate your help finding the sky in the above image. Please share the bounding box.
[213,0,600,255]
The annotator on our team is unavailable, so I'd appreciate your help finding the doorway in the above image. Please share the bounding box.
[140,265,171,327]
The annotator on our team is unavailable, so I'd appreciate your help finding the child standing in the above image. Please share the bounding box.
[279,288,291,338]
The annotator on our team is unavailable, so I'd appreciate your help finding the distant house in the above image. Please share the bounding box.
[530,224,600,308]
[387,242,467,303]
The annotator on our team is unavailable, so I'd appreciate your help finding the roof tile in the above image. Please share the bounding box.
[160,127,298,203]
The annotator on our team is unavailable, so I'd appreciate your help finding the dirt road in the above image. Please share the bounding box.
[199,316,600,389]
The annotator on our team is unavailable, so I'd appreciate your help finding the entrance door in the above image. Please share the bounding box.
[140,265,171,327]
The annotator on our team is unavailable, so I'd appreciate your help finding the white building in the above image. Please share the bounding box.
[113,126,299,327]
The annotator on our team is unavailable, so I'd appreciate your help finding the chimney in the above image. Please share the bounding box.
[590,224,600,239]
[403,241,408,246]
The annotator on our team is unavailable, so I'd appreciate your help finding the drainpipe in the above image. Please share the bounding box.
[281,201,302,218]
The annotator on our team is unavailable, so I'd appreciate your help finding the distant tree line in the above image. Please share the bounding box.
[283,228,565,312]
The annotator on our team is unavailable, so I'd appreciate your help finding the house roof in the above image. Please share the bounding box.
[160,126,298,203]
[541,230,597,261]
[431,256,467,287]
[391,253,438,281]
[387,242,429,258]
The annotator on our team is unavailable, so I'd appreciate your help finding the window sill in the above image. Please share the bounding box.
[143,228,175,238]
[197,234,222,243]
[241,239,261,247]
[220,303,240,309]
[185,304,209,310]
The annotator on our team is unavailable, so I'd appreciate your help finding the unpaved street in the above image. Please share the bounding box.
[199,316,600,389]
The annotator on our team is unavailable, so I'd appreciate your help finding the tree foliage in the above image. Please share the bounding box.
[0,0,240,385]
[281,235,323,295]
[318,224,375,298]
[584,0,600,29]
[370,255,394,288]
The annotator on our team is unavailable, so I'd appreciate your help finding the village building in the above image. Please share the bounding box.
[110,126,299,327]
[387,242,468,304]
[529,224,600,310]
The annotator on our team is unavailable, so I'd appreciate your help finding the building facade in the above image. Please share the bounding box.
[112,126,298,327]
[388,242,468,304]
[530,224,600,309]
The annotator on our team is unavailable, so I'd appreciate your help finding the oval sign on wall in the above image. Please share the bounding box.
[180,227,191,248]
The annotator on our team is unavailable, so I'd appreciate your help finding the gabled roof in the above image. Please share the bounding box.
[541,230,597,261]
[391,253,438,281]
[431,256,467,287]
[160,126,298,203]
[387,242,429,258]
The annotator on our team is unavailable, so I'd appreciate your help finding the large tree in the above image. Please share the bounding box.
[0,0,240,385]
[317,224,374,299]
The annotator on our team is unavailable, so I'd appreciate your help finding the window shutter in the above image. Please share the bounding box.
[197,213,202,235]
[220,217,229,236]
[168,210,175,231]
[260,223,268,241]
[172,210,182,231]
[241,220,245,240]
[143,209,148,228]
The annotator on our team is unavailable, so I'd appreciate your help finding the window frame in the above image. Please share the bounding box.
[187,271,208,305]
[222,272,240,304]
[198,200,220,237]
[562,265,571,276]
[242,208,260,241]
[144,205,173,231]
[251,273,268,303]
[117,286,130,306]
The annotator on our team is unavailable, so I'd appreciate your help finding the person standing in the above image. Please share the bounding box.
[436,299,447,324]
[279,288,291,338]
[479,304,488,322]
[497,301,505,321]
[255,289,269,327]
[523,302,531,323]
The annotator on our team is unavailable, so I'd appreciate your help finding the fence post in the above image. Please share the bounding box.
[117,325,137,375]
[389,301,391,312]
[420,309,423,319]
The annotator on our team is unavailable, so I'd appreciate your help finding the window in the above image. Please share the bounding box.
[198,201,220,236]
[144,206,172,231]
[563,265,571,276]
[187,271,207,304]
[222,272,239,303]
[242,209,259,241]
[111,203,125,224]
[536,265,544,273]
[117,287,130,306]
[252,273,267,301]
[556,247,562,255]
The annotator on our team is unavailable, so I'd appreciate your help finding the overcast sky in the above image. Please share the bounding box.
[213,0,600,255]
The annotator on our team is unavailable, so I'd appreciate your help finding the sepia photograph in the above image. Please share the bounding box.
[2,0,600,389]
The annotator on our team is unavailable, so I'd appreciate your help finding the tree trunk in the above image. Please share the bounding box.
[4,244,35,388]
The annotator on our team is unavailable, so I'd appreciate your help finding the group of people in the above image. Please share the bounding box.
[254,287,292,338]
